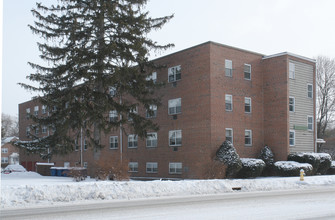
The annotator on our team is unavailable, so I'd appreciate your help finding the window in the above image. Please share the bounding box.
[245,97,251,113]
[128,106,138,121]
[146,132,157,148]
[26,108,30,119]
[146,105,157,118]
[307,84,313,98]
[146,162,158,173]
[168,98,181,115]
[225,59,233,77]
[35,127,39,135]
[42,126,47,134]
[26,127,30,136]
[128,162,138,172]
[225,94,233,111]
[1,157,9,164]
[169,163,182,174]
[289,62,295,79]
[289,130,295,146]
[128,134,138,148]
[75,139,79,151]
[225,128,233,144]
[34,106,39,116]
[146,72,157,84]
[244,64,251,80]
[42,105,47,114]
[64,162,70,168]
[83,162,88,168]
[308,116,313,131]
[109,110,118,122]
[109,86,116,97]
[110,136,118,149]
[1,148,8,154]
[168,65,181,82]
[289,97,295,112]
[65,102,69,109]
[84,139,88,151]
[169,130,182,146]
[245,130,252,146]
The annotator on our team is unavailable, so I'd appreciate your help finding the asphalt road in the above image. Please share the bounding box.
[2,187,335,220]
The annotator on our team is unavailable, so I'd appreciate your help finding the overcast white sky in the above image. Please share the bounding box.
[2,0,335,116]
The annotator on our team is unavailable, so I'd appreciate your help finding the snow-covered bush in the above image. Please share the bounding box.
[3,164,27,173]
[316,153,332,174]
[326,161,335,175]
[216,141,242,178]
[287,152,320,174]
[274,161,313,177]
[258,145,275,176]
[237,158,266,178]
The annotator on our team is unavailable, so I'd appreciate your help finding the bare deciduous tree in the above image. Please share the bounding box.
[1,113,19,138]
[316,56,335,138]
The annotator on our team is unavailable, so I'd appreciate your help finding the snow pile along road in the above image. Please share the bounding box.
[2,172,335,209]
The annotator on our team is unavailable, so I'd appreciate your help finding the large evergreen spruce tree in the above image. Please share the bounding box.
[18,0,173,158]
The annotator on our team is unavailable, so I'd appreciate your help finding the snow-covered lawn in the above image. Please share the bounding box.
[2,171,335,209]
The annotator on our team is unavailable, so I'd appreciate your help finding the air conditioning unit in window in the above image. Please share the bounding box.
[173,147,178,151]
[172,82,177,87]
[173,115,177,120]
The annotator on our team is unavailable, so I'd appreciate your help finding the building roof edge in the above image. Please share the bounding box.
[262,52,316,63]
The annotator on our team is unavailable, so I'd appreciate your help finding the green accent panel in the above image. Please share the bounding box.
[294,125,308,131]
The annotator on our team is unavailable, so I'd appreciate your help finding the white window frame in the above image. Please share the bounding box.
[168,65,181,83]
[307,116,313,131]
[128,106,138,121]
[289,96,295,112]
[2,148,8,154]
[26,108,30,119]
[128,134,138,148]
[225,128,233,144]
[84,139,88,151]
[168,98,181,115]
[146,162,158,173]
[128,162,138,173]
[109,86,116,97]
[245,97,252,113]
[244,64,251,80]
[42,105,47,114]
[307,84,313,98]
[225,94,233,111]
[289,62,295,79]
[146,72,157,84]
[110,136,118,149]
[225,59,233,77]
[169,130,182,146]
[245,129,252,146]
[35,127,39,135]
[75,139,79,151]
[146,132,157,148]
[169,162,182,174]
[1,157,9,164]
[289,130,295,146]
[42,126,47,134]
[109,110,118,122]
[83,162,88,168]
[146,104,157,118]
[34,106,39,116]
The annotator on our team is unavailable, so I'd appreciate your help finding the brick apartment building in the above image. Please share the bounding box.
[18,41,316,179]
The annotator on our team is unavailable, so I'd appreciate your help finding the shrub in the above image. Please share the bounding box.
[287,152,320,174]
[259,145,275,176]
[216,141,242,178]
[66,167,87,182]
[237,158,266,178]
[274,161,313,177]
[317,153,332,174]
[203,160,227,179]
[326,161,335,175]
[95,158,129,181]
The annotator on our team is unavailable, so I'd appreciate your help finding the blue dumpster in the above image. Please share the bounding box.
[56,168,63,176]
[50,167,57,176]
[62,169,69,177]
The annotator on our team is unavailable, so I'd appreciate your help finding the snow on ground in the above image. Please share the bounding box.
[2,172,335,209]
